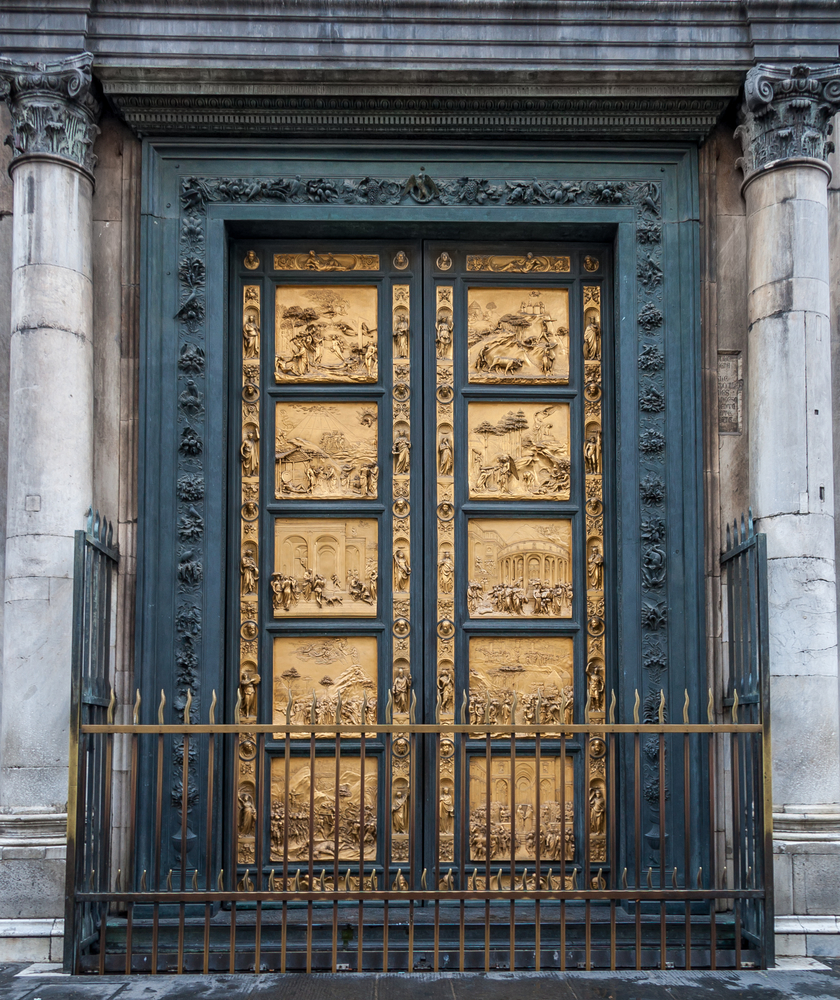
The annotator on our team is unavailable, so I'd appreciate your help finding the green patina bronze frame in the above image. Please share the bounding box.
[136,139,703,903]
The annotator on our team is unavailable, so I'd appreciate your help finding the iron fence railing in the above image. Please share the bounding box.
[64,510,120,971]
[64,510,772,974]
[66,706,771,973]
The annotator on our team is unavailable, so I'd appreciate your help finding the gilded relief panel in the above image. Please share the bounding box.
[468,401,570,500]
[469,755,575,862]
[272,517,378,617]
[273,251,379,271]
[270,757,378,861]
[274,284,378,383]
[467,519,573,618]
[467,636,574,729]
[238,281,261,864]
[435,284,456,723]
[272,636,378,736]
[467,287,569,384]
[275,402,378,499]
[391,283,413,726]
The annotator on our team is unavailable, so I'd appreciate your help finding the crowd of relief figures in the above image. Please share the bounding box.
[463,287,570,383]
[468,757,575,862]
[275,402,378,498]
[272,637,378,732]
[466,520,573,618]
[467,401,571,500]
[466,637,574,729]
[272,518,378,616]
[270,758,379,861]
[274,284,378,383]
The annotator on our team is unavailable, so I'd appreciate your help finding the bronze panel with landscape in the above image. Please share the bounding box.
[468,401,570,500]
[275,401,378,499]
[274,284,378,383]
[467,287,569,384]
[467,636,574,730]
[272,635,378,737]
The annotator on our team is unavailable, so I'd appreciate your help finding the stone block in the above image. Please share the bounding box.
[715,213,748,345]
[791,845,840,915]
[770,676,840,805]
[774,850,793,914]
[808,934,840,957]
[0,857,65,920]
[775,931,807,956]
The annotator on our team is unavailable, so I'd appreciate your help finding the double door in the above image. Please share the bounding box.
[233,240,609,885]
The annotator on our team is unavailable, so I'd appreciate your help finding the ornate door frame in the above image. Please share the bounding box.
[137,140,703,887]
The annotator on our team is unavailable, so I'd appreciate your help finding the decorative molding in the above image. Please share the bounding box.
[735,63,840,178]
[0,52,100,177]
[110,92,728,141]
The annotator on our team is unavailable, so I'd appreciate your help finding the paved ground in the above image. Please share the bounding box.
[2,961,840,1000]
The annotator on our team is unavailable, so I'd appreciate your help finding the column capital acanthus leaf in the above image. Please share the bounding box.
[0,51,101,177]
[734,63,840,179]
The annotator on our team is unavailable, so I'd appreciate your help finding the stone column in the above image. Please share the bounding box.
[736,64,840,955]
[0,54,99,957]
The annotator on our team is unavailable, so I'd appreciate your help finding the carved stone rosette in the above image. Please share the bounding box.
[0,52,101,178]
[583,286,607,865]
[735,63,840,178]
[238,279,261,863]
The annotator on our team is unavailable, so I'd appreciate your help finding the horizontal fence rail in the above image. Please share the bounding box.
[67,687,771,974]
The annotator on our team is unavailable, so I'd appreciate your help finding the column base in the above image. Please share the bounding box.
[0,811,66,926]
[0,919,63,963]
[774,809,840,958]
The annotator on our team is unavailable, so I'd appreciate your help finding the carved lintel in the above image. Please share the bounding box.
[735,63,840,179]
[0,52,101,176]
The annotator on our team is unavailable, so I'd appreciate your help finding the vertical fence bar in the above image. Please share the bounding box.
[634,729,642,970]
[484,731,491,972]
[756,531,774,968]
[203,725,215,975]
[255,731,266,974]
[63,529,88,973]
[534,728,541,972]
[408,729,416,972]
[358,727,365,972]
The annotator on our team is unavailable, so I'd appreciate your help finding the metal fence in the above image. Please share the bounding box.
[64,510,120,971]
[64,511,772,974]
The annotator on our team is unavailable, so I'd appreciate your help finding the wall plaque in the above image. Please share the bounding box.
[717,351,743,434]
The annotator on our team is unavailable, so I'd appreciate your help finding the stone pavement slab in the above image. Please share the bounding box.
[2,964,840,1000]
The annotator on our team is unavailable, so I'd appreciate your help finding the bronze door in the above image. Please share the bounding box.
[233,242,608,886]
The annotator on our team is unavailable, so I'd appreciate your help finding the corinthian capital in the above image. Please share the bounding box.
[0,52,101,177]
[735,63,840,178]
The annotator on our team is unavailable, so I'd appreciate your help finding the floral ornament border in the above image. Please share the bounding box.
[174,171,667,853]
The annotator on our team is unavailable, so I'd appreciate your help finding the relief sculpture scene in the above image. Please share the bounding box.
[467,519,573,618]
[275,402,378,498]
[468,636,574,731]
[468,401,570,500]
[469,755,575,862]
[273,518,378,616]
[274,284,378,383]
[272,636,377,734]
[467,287,569,383]
[270,757,378,861]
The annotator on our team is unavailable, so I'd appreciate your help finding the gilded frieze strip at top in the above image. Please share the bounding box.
[273,251,380,271]
[238,281,261,864]
[466,254,570,273]
[583,285,607,868]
